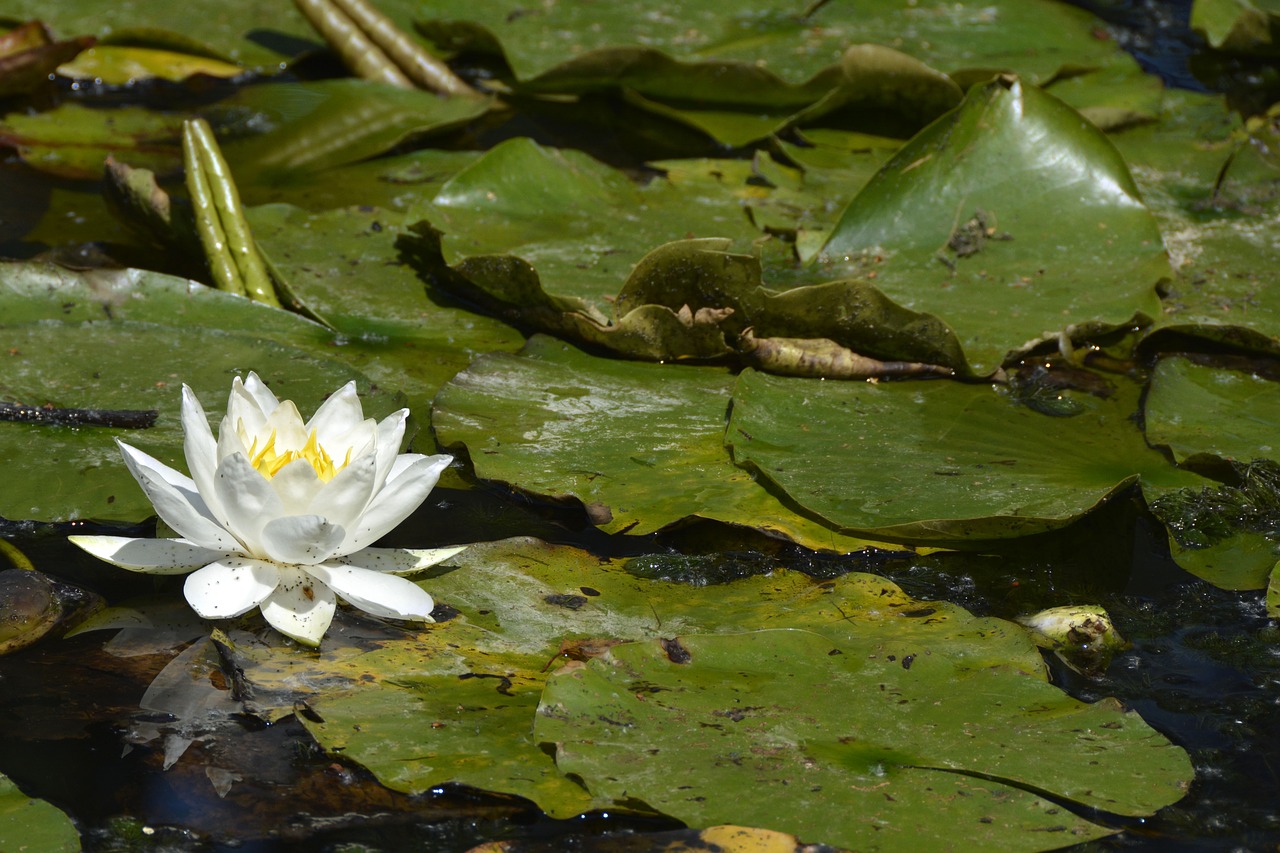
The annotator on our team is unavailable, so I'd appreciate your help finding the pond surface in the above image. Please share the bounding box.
[4,1,1280,851]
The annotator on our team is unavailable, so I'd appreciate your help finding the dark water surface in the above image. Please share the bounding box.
[4,2,1280,850]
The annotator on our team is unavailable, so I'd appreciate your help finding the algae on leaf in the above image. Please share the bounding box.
[537,628,1192,852]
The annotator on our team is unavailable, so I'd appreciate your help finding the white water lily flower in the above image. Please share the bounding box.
[70,372,463,646]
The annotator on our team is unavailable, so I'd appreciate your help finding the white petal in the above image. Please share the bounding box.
[370,409,409,484]
[183,559,279,618]
[225,376,270,442]
[212,452,285,556]
[216,412,252,463]
[68,535,231,574]
[268,458,324,516]
[260,566,336,646]
[259,515,346,565]
[180,386,219,508]
[118,442,239,551]
[340,454,452,552]
[263,399,309,450]
[240,372,280,415]
[308,451,377,531]
[335,545,468,574]
[306,381,365,446]
[308,564,435,621]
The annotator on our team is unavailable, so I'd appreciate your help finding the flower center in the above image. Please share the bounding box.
[248,429,350,481]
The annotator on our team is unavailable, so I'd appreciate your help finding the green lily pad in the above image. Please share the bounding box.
[817,76,1170,375]
[417,137,763,321]
[1191,0,1280,54]
[402,137,966,367]
[725,368,1206,546]
[1144,357,1280,591]
[0,770,79,853]
[1110,90,1280,355]
[246,203,525,414]
[291,536,1188,839]
[219,80,493,184]
[536,628,1191,851]
[431,335,885,551]
[0,262,396,523]
[237,148,482,213]
[417,0,1120,98]
[1145,356,1280,465]
[0,103,184,179]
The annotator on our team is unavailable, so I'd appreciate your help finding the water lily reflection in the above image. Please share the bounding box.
[71,373,462,646]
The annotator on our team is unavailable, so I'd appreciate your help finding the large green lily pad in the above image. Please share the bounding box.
[284,537,1187,844]
[0,262,396,523]
[1143,356,1280,590]
[219,81,493,184]
[1111,89,1280,354]
[245,203,525,413]
[1145,356,1280,466]
[537,628,1191,851]
[817,76,1170,375]
[431,335,886,551]
[417,0,1120,98]
[725,368,1206,546]
[0,770,79,853]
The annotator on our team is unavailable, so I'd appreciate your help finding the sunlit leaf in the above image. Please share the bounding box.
[725,368,1206,546]
[1145,356,1280,466]
[246,203,525,413]
[0,261,394,522]
[818,76,1170,374]
[432,335,886,551]
[537,628,1191,851]
[0,103,184,179]
[0,770,79,853]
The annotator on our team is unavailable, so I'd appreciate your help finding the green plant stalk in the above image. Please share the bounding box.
[329,0,479,97]
[183,120,247,298]
[292,0,414,88]
[0,538,35,572]
[185,119,281,307]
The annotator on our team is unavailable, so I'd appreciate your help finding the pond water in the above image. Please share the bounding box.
[4,1,1280,851]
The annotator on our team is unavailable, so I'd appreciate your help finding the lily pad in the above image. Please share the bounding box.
[416,0,1121,98]
[291,536,1188,841]
[219,80,493,184]
[0,103,185,179]
[245,203,525,413]
[1191,0,1280,54]
[402,138,966,367]
[817,76,1170,375]
[536,628,1191,851]
[725,368,1206,546]
[0,770,79,853]
[431,335,885,551]
[0,262,396,523]
[1144,356,1280,466]
[1111,89,1280,354]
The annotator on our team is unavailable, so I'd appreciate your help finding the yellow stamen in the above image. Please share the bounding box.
[247,429,349,481]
